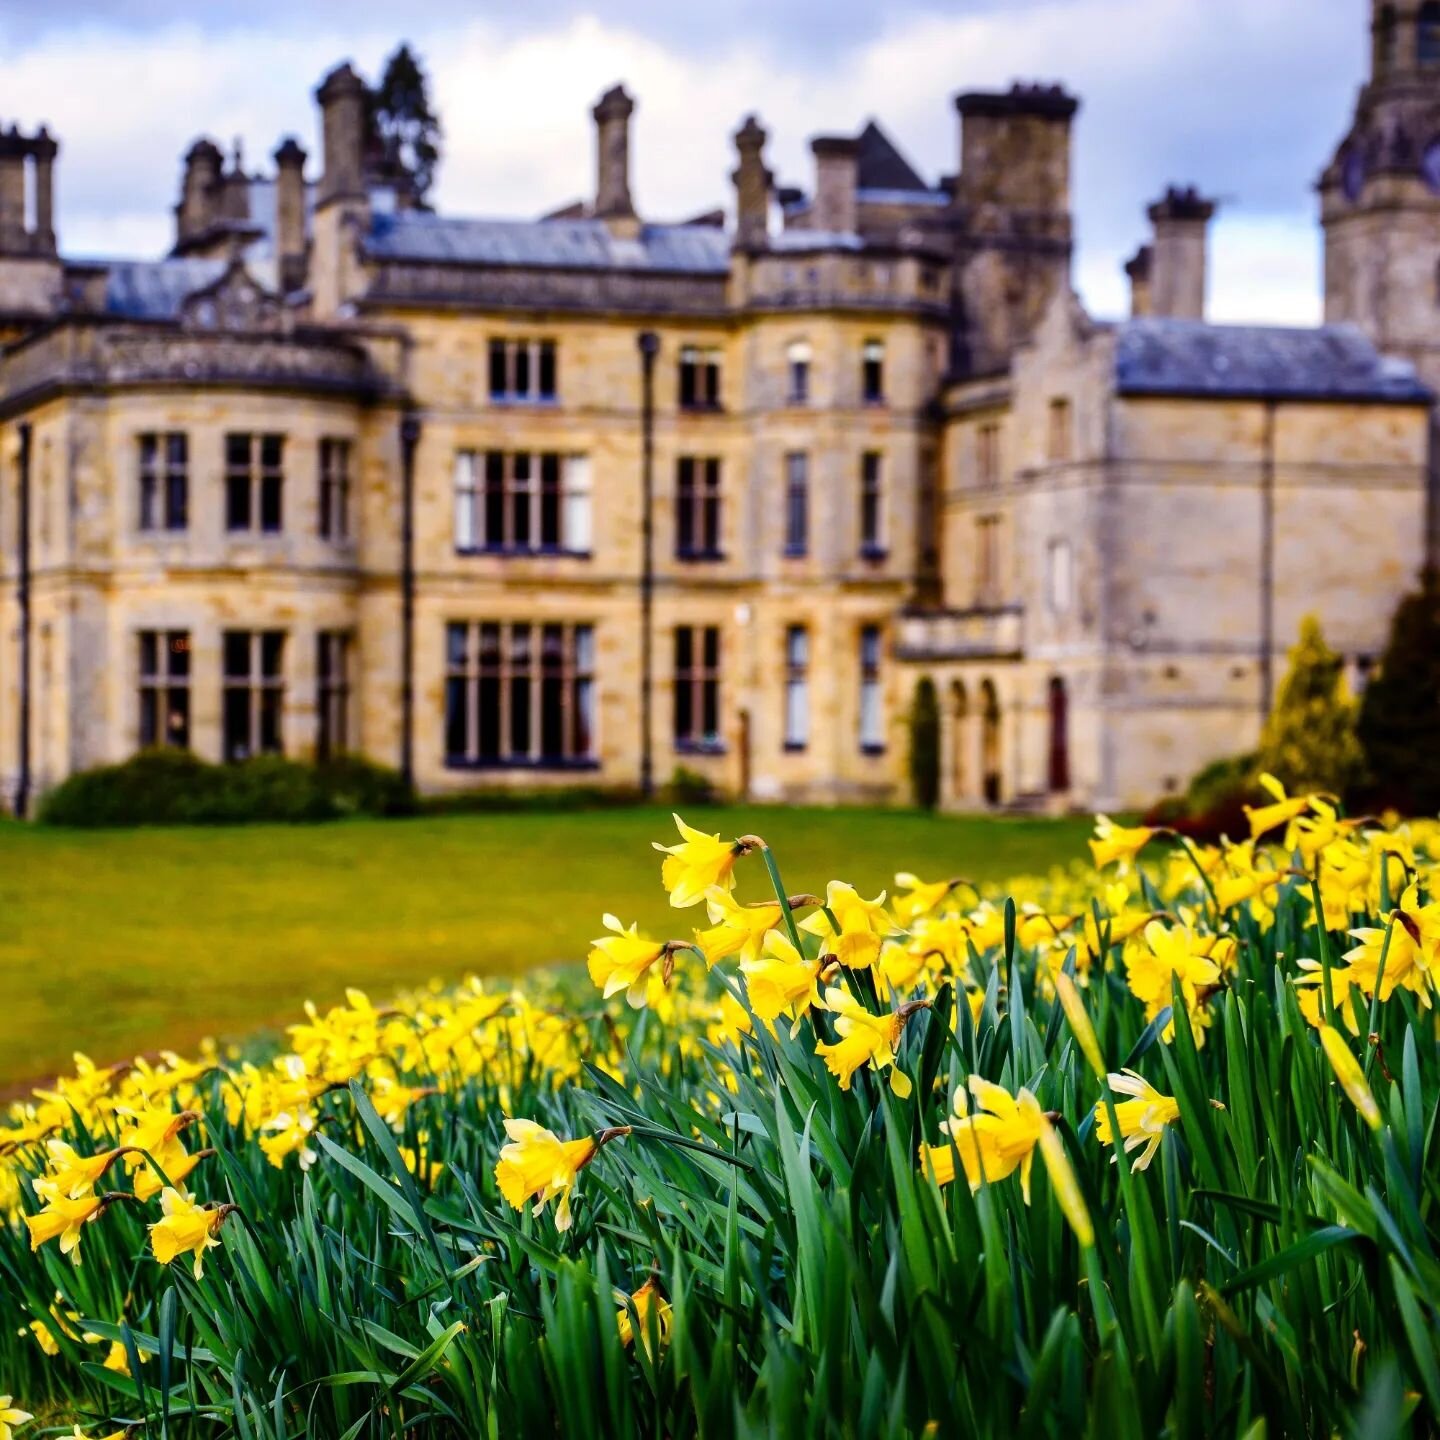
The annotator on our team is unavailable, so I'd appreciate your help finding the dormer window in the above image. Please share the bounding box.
[787,341,812,404]
[678,345,722,409]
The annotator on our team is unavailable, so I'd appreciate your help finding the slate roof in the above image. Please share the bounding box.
[856,121,930,193]
[1114,318,1431,403]
[363,212,731,274]
[101,259,230,319]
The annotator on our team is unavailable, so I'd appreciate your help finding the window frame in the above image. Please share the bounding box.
[138,432,189,533]
[859,624,885,755]
[222,628,285,762]
[859,451,885,558]
[318,437,352,542]
[443,620,597,769]
[861,339,885,405]
[784,624,809,752]
[786,340,812,405]
[673,624,723,754]
[137,629,191,750]
[488,337,559,404]
[225,432,285,536]
[784,451,809,557]
[453,449,592,557]
[676,455,723,560]
[316,630,352,760]
[678,345,722,411]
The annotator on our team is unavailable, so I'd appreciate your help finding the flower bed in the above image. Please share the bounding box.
[2,784,1438,1436]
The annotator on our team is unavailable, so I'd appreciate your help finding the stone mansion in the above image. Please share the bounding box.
[0,2,1436,812]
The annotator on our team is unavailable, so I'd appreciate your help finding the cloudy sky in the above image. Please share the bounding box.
[0,0,1368,322]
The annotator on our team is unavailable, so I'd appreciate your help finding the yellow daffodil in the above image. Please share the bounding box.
[1055,972,1106,1078]
[616,1276,673,1355]
[654,814,747,908]
[587,915,667,1009]
[1243,772,1312,842]
[0,1397,33,1440]
[1038,1117,1094,1247]
[815,987,917,1098]
[33,1140,121,1202]
[1125,921,1222,1037]
[1317,1025,1382,1131]
[24,1193,105,1263]
[801,881,891,970]
[694,888,781,968]
[892,873,960,924]
[148,1187,229,1280]
[1339,893,1434,1009]
[495,1119,619,1233]
[1088,815,1156,870]
[920,1077,1045,1200]
[1094,1069,1181,1170]
[739,932,823,1036]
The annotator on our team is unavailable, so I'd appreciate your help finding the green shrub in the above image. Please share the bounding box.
[37,750,412,827]
[664,765,717,807]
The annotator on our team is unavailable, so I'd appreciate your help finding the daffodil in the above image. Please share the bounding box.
[1317,1025,1382,1130]
[587,915,667,1009]
[495,1119,624,1233]
[801,881,891,969]
[148,1187,229,1280]
[654,814,747,908]
[33,1140,121,1202]
[920,1076,1046,1200]
[694,888,781,968]
[1125,920,1222,1037]
[815,987,917,1098]
[1088,815,1156,870]
[892,872,961,924]
[1094,1069,1181,1170]
[1243,772,1312,842]
[616,1276,673,1355]
[24,1193,105,1263]
[0,1396,33,1440]
[739,931,824,1034]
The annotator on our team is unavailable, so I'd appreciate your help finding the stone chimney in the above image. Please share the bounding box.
[1146,186,1216,320]
[177,138,223,245]
[273,137,308,293]
[810,136,859,234]
[732,114,771,250]
[316,62,368,206]
[0,124,60,258]
[592,84,636,221]
[1124,244,1153,318]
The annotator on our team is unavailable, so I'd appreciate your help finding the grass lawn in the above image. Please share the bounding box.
[0,805,1091,1092]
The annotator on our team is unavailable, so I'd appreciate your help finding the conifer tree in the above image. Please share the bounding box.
[368,44,442,206]
[1357,571,1440,815]
[1257,614,1363,798]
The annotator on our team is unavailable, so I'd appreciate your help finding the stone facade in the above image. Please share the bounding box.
[0,12,1435,814]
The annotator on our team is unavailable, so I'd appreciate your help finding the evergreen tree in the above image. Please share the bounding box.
[1257,614,1363,799]
[368,44,442,206]
[909,678,941,811]
[1357,570,1440,815]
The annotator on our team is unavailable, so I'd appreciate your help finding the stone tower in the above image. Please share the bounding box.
[952,84,1079,376]
[1322,0,1440,389]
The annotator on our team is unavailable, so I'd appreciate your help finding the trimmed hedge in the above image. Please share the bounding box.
[37,749,413,827]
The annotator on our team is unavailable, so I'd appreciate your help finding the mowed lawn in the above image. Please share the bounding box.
[0,806,1091,1091]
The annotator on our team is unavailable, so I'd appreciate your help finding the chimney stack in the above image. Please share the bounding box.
[592,84,637,222]
[316,62,368,206]
[1124,244,1153,318]
[732,115,770,250]
[0,124,60,258]
[177,138,223,246]
[273,137,307,293]
[1146,186,1216,320]
[810,136,859,235]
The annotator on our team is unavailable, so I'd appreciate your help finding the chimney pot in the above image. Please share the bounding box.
[1146,185,1216,320]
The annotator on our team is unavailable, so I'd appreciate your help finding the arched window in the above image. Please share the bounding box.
[1047,676,1070,793]
[1420,2,1440,65]
[950,681,969,801]
[979,679,1001,806]
[1376,3,1398,75]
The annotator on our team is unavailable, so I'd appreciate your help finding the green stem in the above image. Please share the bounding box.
[759,845,805,952]
[1362,911,1397,1081]
[1311,876,1336,1026]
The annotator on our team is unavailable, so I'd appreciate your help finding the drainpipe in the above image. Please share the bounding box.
[399,412,421,794]
[1259,400,1277,722]
[15,422,31,818]
[637,331,659,800]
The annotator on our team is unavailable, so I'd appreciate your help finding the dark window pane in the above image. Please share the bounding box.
[702,677,719,738]
[538,341,556,399]
[573,676,594,757]
[168,632,190,678]
[259,688,283,753]
[168,688,190,749]
[541,676,564,757]
[703,626,720,669]
[705,360,720,407]
[261,434,283,470]
[445,676,468,760]
[139,688,158,747]
[139,630,158,677]
[540,453,560,546]
[226,433,250,468]
[224,687,251,760]
[167,433,187,469]
[261,632,284,678]
[510,676,531,756]
[485,452,505,546]
[260,475,282,532]
[227,476,250,531]
[446,622,468,669]
[478,675,501,758]
[167,470,188,530]
[674,671,693,742]
[224,631,250,678]
[514,343,530,399]
[489,339,507,399]
[679,358,696,408]
[675,626,692,671]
